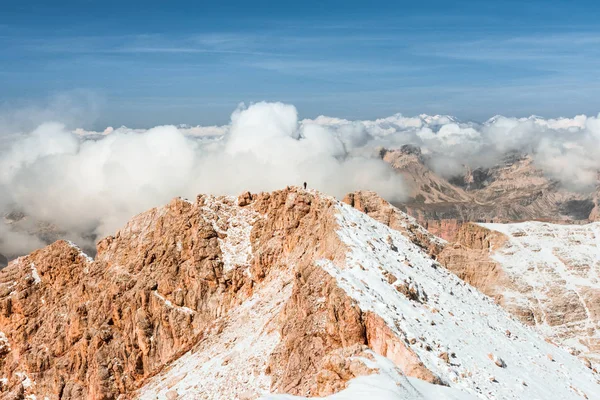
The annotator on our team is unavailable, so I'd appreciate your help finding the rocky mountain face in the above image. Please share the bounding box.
[383,147,595,240]
[1,188,598,400]
[438,221,600,369]
[381,146,472,206]
[346,190,600,371]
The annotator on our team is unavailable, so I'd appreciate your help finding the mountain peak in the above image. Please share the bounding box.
[0,188,598,399]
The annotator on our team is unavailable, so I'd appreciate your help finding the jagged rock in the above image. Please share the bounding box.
[439,352,450,364]
[309,345,376,396]
[488,353,506,368]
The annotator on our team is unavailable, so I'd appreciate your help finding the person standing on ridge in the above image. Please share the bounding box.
[303,182,307,190]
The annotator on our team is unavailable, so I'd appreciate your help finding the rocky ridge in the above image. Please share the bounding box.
[0,188,598,399]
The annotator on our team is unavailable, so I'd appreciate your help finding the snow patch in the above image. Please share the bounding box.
[65,240,94,263]
[178,196,194,205]
[15,371,34,389]
[152,291,195,315]
[30,263,41,284]
[479,221,600,359]
[0,331,10,353]
[200,196,261,273]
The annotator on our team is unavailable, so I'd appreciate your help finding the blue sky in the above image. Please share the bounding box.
[2,0,600,129]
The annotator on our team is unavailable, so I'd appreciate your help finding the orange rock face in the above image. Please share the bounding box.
[0,188,443,399]
[414,218,464,242]
[436,223,510,306]
[0,196,250,399]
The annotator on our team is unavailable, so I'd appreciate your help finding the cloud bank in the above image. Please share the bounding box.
[0,102,404,258]
[1,101,600,258]
[310,112,600,189]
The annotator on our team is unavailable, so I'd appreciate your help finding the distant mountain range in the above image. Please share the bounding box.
[382,145,597,240]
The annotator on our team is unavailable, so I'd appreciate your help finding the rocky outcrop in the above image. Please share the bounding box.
[250,189,442,396]
[417,219,463,242]
[307,344,376,397]
[0,196,249,399]
[0,188,441,399]
[437,224,512,308]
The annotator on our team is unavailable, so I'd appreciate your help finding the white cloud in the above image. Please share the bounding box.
[2,101,600,258]
[0,102,406,257]
[311,112,600,189]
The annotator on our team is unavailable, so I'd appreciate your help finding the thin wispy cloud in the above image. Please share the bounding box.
[112,46,272,56]
[416,32,600,63]
[3,1,600,125]
[245,59,420,74]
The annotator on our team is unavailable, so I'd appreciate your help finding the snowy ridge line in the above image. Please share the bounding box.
[318,201,599,400]
[391,204,448,247]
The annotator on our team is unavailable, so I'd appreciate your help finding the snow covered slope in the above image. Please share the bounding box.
[478,221,600,365]
[318,203,599,399]
[138,274,291,400]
